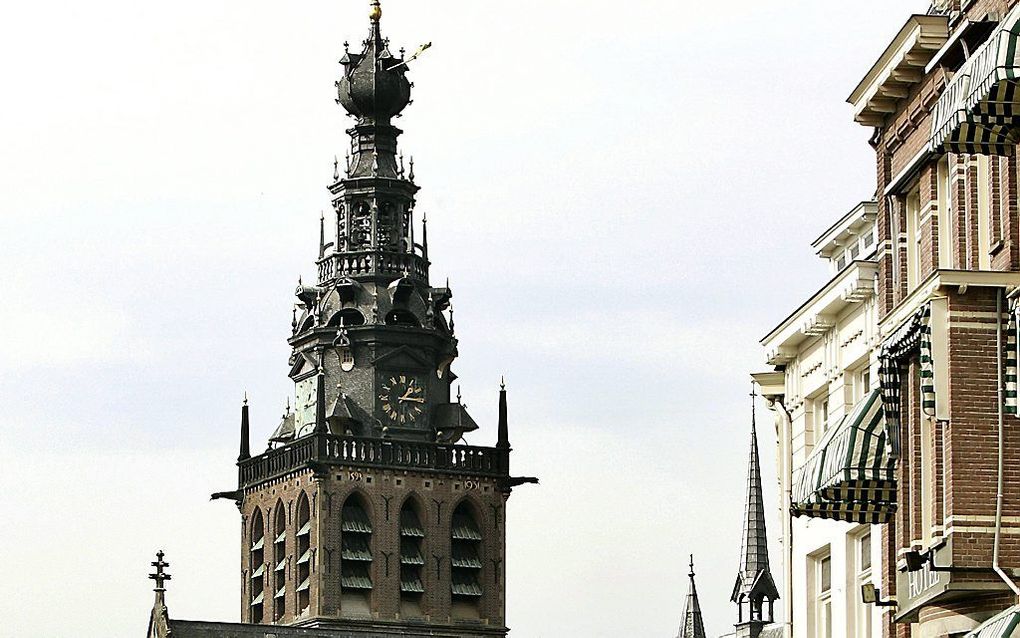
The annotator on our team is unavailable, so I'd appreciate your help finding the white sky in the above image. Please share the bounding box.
[0,1,921,636]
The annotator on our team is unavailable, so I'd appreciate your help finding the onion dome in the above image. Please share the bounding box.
[337,1,411,124]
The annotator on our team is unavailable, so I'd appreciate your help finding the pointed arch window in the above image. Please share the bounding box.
[399,500,425,613]
[296,494,311,615]
[450,502,483,614]
[249,509,266,623]
[340,494,373,610]
[272,501,287,621]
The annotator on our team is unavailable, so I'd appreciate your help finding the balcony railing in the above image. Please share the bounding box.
[317,251,428,284]
[238,433,507,488]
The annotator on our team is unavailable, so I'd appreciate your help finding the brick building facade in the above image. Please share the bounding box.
[757,1,1020,637]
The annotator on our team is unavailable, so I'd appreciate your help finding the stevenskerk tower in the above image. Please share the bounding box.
[143,3,535,637]
[729,392,779,638]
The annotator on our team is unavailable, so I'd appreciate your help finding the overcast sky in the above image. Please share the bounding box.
[0,1,921,636]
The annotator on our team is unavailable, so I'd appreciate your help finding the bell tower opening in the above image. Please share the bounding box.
[398,497,426,617]
[340,494,373,615]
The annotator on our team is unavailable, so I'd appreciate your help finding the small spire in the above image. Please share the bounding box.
[372,150,379,176]
[291,305,297,329]
[343,40,349,53]
[239,393,251,462]
[314,353,327,434]
[319,212,326,259]
[333,155,339,181]
[677,554,706,638]
[421,211,429,260]
[408,156,415,182]
[149,550,171,598]
[449,303,455,333]
[497,379,510,450]
[456,385,462,404]
[399,153,405,178]
[345,151,351,176]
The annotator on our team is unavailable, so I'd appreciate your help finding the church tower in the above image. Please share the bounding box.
[224,4,535,636]
[730,399,779,638]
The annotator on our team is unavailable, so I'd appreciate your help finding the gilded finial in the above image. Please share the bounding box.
[370,0,381,22]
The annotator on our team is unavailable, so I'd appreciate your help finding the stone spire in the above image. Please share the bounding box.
[238,394,250,462]
[497,377,510,450]
[677,555,706,638]
[731,389,779,638]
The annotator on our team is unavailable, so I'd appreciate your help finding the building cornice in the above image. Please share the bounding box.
[761,261,878,365]
[880,269,1020,335]
[849,14,950,127]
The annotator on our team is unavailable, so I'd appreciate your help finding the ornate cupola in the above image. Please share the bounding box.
[276,0,467,444]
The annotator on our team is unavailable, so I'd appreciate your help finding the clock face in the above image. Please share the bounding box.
[379,374,425,424]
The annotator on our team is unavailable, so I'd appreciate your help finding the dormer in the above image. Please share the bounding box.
[811,201,879,275]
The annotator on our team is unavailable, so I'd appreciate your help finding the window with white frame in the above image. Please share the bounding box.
[937,156,952,269]
[816,396,830,437]
[906,185,922,290]
[976,155,991,269]
[853,530,873,637]
[818,554,833,638]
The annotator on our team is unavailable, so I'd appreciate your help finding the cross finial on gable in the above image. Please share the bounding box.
[149,550,171,593]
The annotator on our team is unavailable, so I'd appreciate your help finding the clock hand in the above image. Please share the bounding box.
[398,396,426,403]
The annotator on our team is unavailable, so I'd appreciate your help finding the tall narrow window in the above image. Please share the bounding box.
[906,186,922,290]
[340,494,373,613]
[296,493,311,615]
[977,155,992,269]
[451,502,483,618]
[921,410,934,548]
[399,499,426,616]
[250,509,266,623]
[818,555,832,638]
[937,157,953,269]
[854,531,873,637]
[273,501,287,621]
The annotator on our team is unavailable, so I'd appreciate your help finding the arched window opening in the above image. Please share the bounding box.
[385,309,420,328]
[296,494,312,616]
[329,308,365,327]
[340,494,373,613]
[273,501,287,621]
[450,502,483,618]
[399,500,425,616]
[249,509,266,623]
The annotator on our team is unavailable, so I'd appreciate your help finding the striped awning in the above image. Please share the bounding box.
[931,6,1020,154]
[792,389,898,524]
[964,605,1020,638]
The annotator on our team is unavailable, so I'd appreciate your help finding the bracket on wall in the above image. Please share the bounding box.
[861,583,897,607]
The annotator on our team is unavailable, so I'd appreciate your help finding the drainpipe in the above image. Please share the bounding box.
[771,396,795,638]
[993,291,1020,600]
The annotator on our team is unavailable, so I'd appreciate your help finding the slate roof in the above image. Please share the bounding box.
[731,413,780,603]
[676,558,706,638]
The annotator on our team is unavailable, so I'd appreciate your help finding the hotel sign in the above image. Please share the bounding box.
[895,542,952,622]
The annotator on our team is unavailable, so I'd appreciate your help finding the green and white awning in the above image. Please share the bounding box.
[931,6,1020,155]
[792,389,898,524]
[964,605,1020,638]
